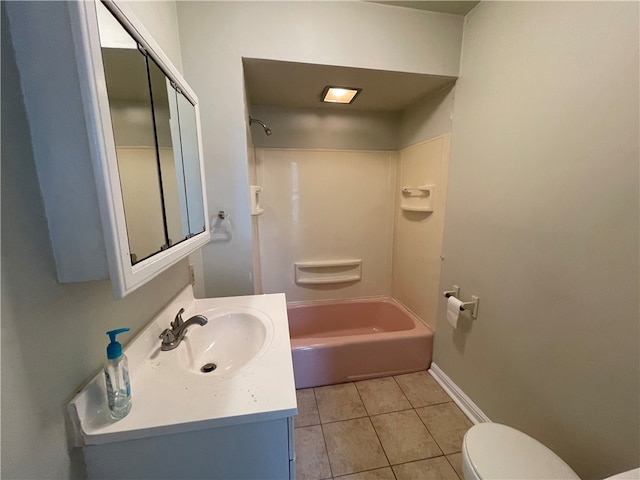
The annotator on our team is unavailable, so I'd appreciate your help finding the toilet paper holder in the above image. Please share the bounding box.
[443,285,479,319]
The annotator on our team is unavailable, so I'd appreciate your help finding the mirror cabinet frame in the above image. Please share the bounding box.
[8,0,209,298]
[69,0,210,298]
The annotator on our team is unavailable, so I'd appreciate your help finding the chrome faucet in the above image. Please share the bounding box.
[159,308,208,351]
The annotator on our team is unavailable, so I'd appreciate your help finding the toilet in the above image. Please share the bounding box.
[462,423,640,480]
[461,423,580,480]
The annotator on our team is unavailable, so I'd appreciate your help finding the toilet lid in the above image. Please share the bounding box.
[463,423,580,480]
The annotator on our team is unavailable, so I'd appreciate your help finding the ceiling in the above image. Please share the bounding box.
[243,58,456,113]
[369,1,480,16]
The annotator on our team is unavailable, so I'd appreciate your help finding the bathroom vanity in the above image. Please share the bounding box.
[68,287,297,479]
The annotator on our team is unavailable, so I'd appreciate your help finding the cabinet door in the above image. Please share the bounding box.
[97,2,167,264]
[95,0,209,273]
[175,91,206,237]
[147,57,191,248]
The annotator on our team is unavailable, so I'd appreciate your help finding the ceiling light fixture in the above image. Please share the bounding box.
[321,85,362,104]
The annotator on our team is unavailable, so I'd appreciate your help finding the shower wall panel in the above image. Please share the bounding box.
[392,135,450,330]
[256,148,397,302]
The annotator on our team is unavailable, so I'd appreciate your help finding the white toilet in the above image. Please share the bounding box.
[462,423,640,480]
[461,423,580,480]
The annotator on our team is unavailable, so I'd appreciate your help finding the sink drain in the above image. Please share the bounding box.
[201,363,217,373]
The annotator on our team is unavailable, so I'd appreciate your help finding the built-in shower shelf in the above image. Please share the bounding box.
[296,275,361,285]
[400,184,435,213]
[294,259,362,285]
[400,205,433,212]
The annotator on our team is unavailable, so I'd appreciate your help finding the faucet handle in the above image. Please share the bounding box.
[159,328,176,344]
[171,308,185,330]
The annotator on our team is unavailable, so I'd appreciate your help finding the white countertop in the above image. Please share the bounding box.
[68,287,297,446]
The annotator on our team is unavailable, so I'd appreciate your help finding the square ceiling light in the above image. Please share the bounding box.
[321,86,362,104]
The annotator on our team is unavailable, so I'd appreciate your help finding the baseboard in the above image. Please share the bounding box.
[429,363,491,425]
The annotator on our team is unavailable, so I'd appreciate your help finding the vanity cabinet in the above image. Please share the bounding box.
[8,0,209,298]
[67,289,298,479]
[82,417,295,479]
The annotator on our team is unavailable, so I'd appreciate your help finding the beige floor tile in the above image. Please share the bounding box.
[296,388,321,428]
[394,371,451,408]
[315,383,367,423]
[371,409,442,465]
[334,467,396,480]
[416,402,473,454]
[295,425,332,480]
[355,377,412,416]
[446,453,464,479]
[392,456,459,480]
[323,417,389,476]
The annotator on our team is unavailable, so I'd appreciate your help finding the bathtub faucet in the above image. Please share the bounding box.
[159,308,208,351]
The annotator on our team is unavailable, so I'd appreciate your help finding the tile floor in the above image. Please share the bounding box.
[294,371,473,480]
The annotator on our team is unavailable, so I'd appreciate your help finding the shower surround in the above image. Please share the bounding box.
[250,136,450,386]
[255,148,397,303]
[253,136,450,326]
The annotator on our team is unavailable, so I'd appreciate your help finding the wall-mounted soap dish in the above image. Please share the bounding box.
[250,185,264,216]
[401,185,434,212]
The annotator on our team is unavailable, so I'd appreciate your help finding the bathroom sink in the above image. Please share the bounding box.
[176,307,275,376]
[67,289,296,447]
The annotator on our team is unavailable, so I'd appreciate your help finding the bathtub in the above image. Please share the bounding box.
[287,297,434,389]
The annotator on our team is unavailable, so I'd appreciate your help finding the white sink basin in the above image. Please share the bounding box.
[176,307,274,376]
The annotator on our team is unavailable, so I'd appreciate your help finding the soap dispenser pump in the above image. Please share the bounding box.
[104,328,132,419]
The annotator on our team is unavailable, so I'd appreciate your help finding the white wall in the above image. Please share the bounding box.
[176,1,464,297]
[1,2,189,478]
[256,148,397,302]
[435,2,639,478]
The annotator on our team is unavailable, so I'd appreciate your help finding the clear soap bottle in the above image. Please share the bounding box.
[104,328,132,420]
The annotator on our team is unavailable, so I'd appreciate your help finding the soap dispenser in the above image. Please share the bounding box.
[104,328,132,419]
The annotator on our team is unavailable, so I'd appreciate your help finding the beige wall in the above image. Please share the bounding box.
[392,135,450,330]
[1,3,190,478]
[435,2,639,478]
[176,1,464,297]
[256,148,397,302]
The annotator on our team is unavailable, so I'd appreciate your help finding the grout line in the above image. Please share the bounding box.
[353,382,393,473]
[333,465,399,480]
[413,400,464,457]
[319,414,370,426]
[353,380,374,417]
[415,408,447,454]
[444,453,463,480]
[315,387,334,480]
[368,406,416,419]
[392,374,412,402]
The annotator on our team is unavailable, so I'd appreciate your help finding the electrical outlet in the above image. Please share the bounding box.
[188,264,195,285]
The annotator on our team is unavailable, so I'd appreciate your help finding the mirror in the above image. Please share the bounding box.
[176,92,206,236]
[147,57,190,248]
[95,1,205,265]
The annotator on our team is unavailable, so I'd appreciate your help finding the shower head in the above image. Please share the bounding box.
[249,116,272,136]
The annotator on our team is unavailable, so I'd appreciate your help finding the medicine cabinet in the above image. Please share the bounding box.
[9,0,209,298]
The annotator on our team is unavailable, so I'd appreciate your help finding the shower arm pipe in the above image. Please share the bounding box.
[249,116,272,135]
